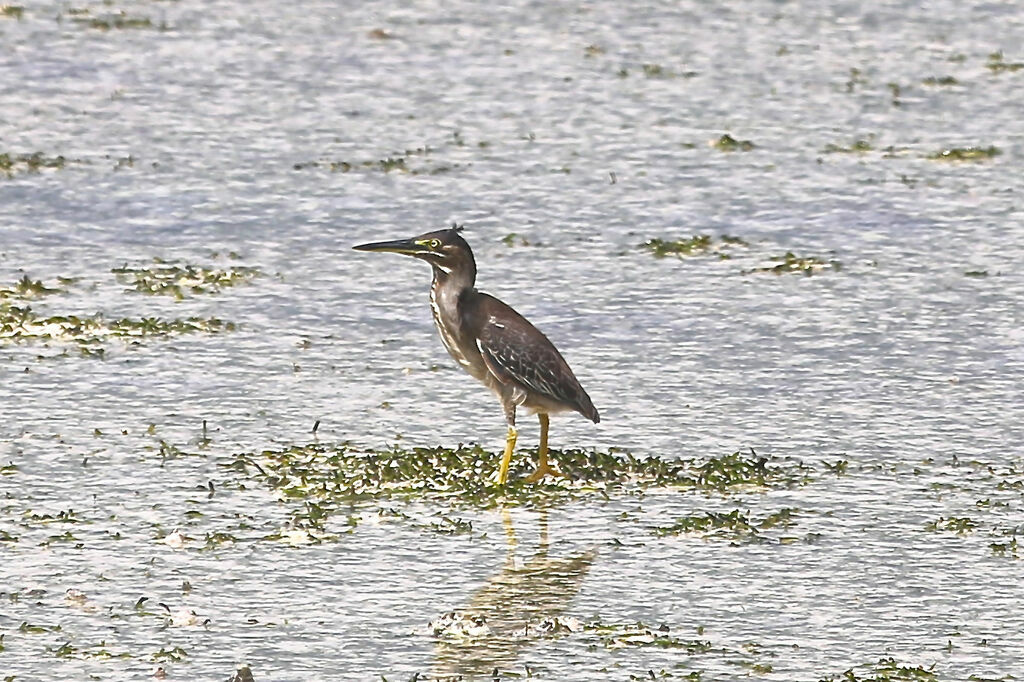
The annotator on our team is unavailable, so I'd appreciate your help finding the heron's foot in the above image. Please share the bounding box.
[523,461,566,483]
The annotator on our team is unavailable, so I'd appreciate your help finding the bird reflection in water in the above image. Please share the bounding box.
[431,508,597,678]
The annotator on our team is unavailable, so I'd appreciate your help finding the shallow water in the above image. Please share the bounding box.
[2,0,1023,680]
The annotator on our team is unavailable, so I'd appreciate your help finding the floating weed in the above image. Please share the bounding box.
[0,151,76,178]
[112,259,260,299]
[294,145,467,176]
[985,51,1024,73]
[925,516,978,534]
[51,641,131,660]
[927,146,1000,161]
[823,459,849,475]
[711,134,754,152]
[223,444,812,523]
[819,657,937,682]
[640,235,748,259]
[921,76,958,86]
[0,303,235,344]
[584,622,713,653]
[1,5,25,19]
[989,538,1019,558]
[745,252,841,276]
[18,621,62,634]
[70,11,160,30]
[640,63,698,79]
[501,232,533,247]
[150,646,188,663]
[654,509,756,540]
[823,139,874,153]
[654,508,800,543]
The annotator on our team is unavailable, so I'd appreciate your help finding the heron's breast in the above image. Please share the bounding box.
[429,285,488,381]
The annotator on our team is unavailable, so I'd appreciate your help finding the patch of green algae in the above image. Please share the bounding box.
[224,443,813,513]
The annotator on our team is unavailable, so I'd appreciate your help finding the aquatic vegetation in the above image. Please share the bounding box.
[986,51,1024,73]
[0,151,74,178]
[70,10,158,30]
[51,642,132,660]
[745,252,841,276]
[150,646,188,663]
[112,259,260,299]
[823,139,874,153]
[585,622,713,652]
[710,134,755,151]
[641,63,698,79]
[819,657,937,681]
[921,76,958,86]
[640,235,748,258]
[989,538,1019,558]
[927,146,1001,161]
[0,275,66,300]
[846,67,869,92]
[1,5,24,19]
[293,145,466,175]
[1,302,235,344]
[925,516,978,534]
[501,232,533,247]
[654,508,800,543]
[221,443,814,536]
[654,509,757,540]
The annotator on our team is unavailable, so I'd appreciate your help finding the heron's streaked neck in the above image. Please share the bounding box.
[430,261,475,294]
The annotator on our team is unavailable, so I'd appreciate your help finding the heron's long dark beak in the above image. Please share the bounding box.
[352,237,428,255]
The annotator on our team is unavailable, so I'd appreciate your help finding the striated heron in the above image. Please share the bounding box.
[353,225,599,484]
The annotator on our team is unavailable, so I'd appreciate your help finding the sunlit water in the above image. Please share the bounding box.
[2,1,1023,680]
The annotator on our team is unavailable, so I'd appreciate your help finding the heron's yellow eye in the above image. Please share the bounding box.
[429,239,442,250]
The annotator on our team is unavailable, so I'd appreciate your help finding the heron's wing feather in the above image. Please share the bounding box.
[475,295,596,420]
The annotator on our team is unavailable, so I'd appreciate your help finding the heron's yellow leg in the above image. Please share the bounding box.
[496,425,517,485]
[525,413,564,482]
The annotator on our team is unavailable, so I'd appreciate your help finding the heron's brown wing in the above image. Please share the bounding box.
[474,294,599,422]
